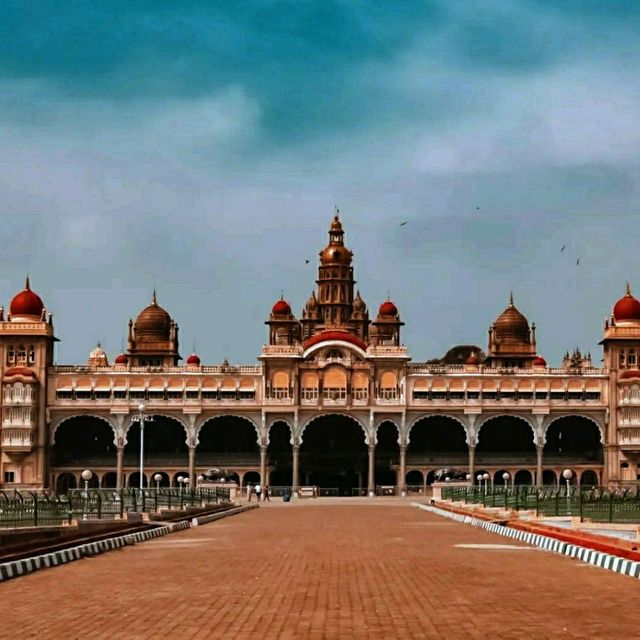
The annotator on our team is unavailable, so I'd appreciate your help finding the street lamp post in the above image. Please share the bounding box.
[482,472,490,495]
[476,473,483,496]
[135,403,150,491]
[562,469,573,514]
[502,472,510,487]
[153,473,162,511]
[81,469,93,520]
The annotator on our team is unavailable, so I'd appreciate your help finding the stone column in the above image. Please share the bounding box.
[260,445,268,485]
[292,444,300,494]
[468,445,476,481]
[536,445,543,487]
[399,445,407,494]
[367,444,375,496]
[188,446,196,486]
[116,446,125,490]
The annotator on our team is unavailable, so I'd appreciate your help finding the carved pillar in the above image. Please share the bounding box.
[116,446,125,490]
[468,445,475,480]
[292,445,300,494]
[367,444,375,496]
[188,446,196,486]
[399,445,407,494]
[260,445,268,485]
[536,445,543,487]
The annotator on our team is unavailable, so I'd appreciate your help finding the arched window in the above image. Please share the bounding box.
[28,345,35,364]
[7,345,15,365]
[629,350,637,365]
[620,351,626,366]
[17,345,27,364]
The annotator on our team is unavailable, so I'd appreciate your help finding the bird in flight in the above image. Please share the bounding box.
[399,221,408,227]
[576,258,581,266]
[560,245,566,252]
[475,206,480,210]
[305,259,310,264]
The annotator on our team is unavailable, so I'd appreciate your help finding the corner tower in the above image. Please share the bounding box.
[0,277,57,488]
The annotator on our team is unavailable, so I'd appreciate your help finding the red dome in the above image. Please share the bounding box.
[379,300,398,317]
[114,353,129,365]
[272,297,292,315]
[10,277,44,319]
[533,356,547,366]
[186,353,201,366]
[466,353,479,365]
[302,330,367,352]
[613,284,640,322]
[621,369,640,379]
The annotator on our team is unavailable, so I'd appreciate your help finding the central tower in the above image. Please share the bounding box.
[316,215,355,326]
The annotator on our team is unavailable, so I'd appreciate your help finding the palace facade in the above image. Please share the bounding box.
[1,215,639,495]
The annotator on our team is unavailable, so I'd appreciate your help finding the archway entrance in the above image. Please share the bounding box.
[544,417,603,464]
[53,416,116,466]
[476,416,536,464]
[125,416,188,467]
[407,416,468,468]
[300,415,367,496]
[197,416,260,468]
[268,421,292,486]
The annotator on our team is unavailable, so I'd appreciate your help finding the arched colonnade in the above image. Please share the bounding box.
[49,410,606,492]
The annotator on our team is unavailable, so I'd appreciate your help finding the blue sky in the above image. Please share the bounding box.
[1,1,639,364]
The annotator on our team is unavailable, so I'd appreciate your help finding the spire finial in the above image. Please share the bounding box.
[626,281,632,296]
[152,288,157,305]
[25,275,30,290]
[280,289,284,300]
[509,291,514,307]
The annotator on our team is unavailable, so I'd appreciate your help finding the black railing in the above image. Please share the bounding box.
[441,485,640,523]
[0,487,231,528]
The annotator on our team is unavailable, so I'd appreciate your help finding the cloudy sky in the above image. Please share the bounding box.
[1,1,639,365]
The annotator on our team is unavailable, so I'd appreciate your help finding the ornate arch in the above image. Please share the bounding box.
[407,414,471,446]
[195,413,261,446]
[373,418,402,446]
[476,413,537,445]
[49,413,118,446]
[300,412,370,445]
[265,418,295,446]
[123,412,191,446]
[542,413,605,446]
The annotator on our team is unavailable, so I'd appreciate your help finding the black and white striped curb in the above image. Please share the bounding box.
[414,503,640,581]
[0,505,254,584]
[191,503,259,526]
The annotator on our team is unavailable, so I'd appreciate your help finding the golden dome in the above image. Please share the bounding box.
[330,215,343,232]
[320,244,352,265]
[493,293,530,343]
[353,291,366,313]
[135,291,172,338]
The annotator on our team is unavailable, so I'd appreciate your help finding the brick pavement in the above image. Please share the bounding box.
[1,502,639,640]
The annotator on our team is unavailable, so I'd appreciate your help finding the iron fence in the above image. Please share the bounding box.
[441,485,640,523]
[0,487,231,529]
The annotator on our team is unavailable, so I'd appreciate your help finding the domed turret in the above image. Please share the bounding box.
[10,277,45,321]
[492,293,530,343]
[319,215,353,266]
[272,295,292,316]
[533,356,547,367]
[88,342,109,367]
[114,353,129,365]
[186,352,201,366]
[135,290,172,339]
[613,283,640,323]
[379,299,398,317]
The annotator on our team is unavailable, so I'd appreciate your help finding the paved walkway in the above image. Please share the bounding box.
[2,502,640,639]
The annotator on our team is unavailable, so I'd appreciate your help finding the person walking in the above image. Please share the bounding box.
[246,483,253,502]
[263,485,271,502]
[254,482,262,502]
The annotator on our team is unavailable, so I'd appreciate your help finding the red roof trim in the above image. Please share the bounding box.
[302,330,367,351]
[4,366,37,378]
